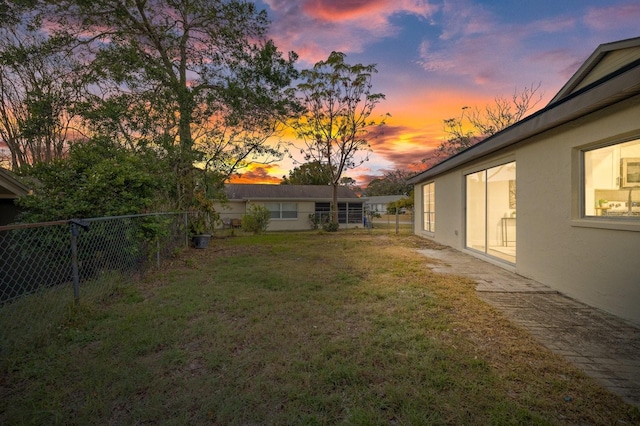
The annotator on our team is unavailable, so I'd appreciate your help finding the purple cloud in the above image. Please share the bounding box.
[262,0,437,63]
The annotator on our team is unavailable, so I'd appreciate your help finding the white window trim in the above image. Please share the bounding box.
[265,202,298,220]
[422,182,435,234]
[572,136,640,232]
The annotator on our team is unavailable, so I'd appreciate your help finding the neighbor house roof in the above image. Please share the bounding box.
[0,168,30,199]
[408,36,640,184]
[364,195,405,204]
[225,184,362,201]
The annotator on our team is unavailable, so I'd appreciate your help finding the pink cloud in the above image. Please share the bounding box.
[263,0,437,63]
[301,0,435,22]
[528,16,577,33]
[418,35,517,86]
[583,3,640,32]
[439,0,495,40]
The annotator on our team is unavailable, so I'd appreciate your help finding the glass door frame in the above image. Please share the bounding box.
[464,161,516,264]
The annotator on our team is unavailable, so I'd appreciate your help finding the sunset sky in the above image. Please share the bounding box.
[233,0,640,186]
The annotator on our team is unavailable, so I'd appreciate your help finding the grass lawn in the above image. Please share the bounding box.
[1,228,638,424]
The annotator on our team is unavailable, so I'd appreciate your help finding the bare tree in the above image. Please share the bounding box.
[468,83,543,137]
[0,27,80,169]
[422,83,543,168]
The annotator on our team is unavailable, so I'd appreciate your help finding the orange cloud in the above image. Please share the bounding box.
[255,0,639,189]
[230,164,284,184]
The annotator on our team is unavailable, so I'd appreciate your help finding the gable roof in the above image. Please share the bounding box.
[550,37,640,104]
[408,37,640,185]
[225,184,362,201]
[0,168,30,199]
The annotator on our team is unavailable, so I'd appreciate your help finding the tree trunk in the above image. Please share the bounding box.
[331,182,339,224]
[176,86,196,210]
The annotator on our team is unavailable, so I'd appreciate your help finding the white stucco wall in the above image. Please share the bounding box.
[516,96,640,325]
[214,200,365,231]
[213,200,315,231]
[414,94,640,325]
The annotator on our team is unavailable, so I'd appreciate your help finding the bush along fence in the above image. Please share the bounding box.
[0,212,189,354]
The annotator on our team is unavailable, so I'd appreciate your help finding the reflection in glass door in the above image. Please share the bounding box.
[465,162,516,263]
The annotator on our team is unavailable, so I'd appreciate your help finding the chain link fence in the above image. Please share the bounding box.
[0,208,409,355]
[0,212,188,354]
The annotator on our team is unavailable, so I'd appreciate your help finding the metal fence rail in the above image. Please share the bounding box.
[0,213,188,353]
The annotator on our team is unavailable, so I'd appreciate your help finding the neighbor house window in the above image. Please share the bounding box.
[583,138,640,218]
[265,202,298,219]
[314,202,363,224]
[423,182,435,232]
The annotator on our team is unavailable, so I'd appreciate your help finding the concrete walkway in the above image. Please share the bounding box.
[417,248,640,409]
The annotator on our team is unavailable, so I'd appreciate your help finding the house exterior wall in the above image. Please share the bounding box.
[413,95,640,325]
[214,201,246,226]
[214,200,364,231]
[253,201,316,231]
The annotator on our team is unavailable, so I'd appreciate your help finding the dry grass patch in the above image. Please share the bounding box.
[1,230,638,425]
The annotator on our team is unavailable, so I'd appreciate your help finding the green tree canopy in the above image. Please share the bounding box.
[281,161,334,185]
[46,0,299,209]
[16,137,170,221]
[365,169,413,196]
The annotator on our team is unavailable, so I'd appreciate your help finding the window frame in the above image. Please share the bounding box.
[573,136,640,232]
[264,202,298,220]
[463,160,517,264]
[422,182,435,233]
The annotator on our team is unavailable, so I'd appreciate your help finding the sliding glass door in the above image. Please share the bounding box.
[465,162,516,263]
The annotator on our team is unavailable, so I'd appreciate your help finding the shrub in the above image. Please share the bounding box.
[242,205,270,234]
[322,220,339,232]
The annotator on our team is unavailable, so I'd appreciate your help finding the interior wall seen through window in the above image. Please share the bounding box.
[422,182,435,232]
[583,138,640,218]
[465,161,516,263]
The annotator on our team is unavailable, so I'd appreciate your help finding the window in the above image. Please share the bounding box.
[583,138,640,218]
[265,202,298,219]
[314,202,363,224]
[338,202,363,224]
[422,182,435,232]
[465,162,516,263]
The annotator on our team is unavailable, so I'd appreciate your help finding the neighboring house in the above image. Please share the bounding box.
[409,37,640,326]
[0,168,30,226]
[217,184,365,231]
[364,195,405,214]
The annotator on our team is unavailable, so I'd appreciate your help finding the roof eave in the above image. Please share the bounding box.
[0,168,30,198]
[549,37,640,104]
[408,63,640,185]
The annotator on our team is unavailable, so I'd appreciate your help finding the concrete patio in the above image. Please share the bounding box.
[418,247,640,409]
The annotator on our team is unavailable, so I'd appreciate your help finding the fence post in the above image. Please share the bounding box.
[70,222,81,304]
[184,212,189,248]
[69,219,90,305]
[395,210,399,235]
